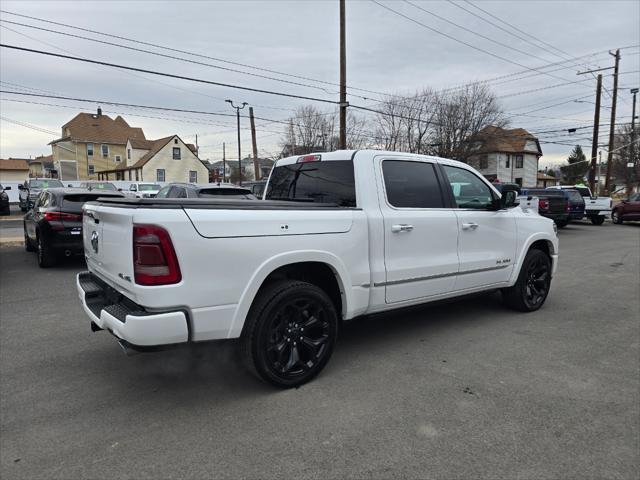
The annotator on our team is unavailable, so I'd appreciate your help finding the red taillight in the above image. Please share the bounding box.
[133,224,181,286]
[44,211,82,222]
[297,154,321,163]
[539,199,548,210]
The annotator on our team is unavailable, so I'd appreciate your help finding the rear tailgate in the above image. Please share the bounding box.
[547,197,566,214]
[83,202,135,293]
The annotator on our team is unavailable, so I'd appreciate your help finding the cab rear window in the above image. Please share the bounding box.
[266,160,356,206]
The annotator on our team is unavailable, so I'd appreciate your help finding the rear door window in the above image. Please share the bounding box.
[382,160,444,208]
[266,160,356,206]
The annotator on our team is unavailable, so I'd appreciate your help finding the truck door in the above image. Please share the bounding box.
[439,164,517,290]
[378,158,460,304]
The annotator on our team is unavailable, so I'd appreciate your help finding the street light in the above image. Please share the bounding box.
[226,99,248,185]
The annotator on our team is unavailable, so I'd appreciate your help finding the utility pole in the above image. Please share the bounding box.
[226,99,248,185]
[586,74,602,192]
[339,0,347,149]
[604,49,620,195]
[249,107,260,180]
[222,142,226,183]
[631,88,638,168]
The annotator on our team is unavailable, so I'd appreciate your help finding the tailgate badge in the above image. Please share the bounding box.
[91,230,99,254]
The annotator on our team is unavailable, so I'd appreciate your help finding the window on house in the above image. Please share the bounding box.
[174,138,178,144]
[189,171,197,183]
[115,155,122,162]
[515,155,524,168]
[515,177,523,186]
[505,155,510,168]
[157,169,165,182]
[173,147,181,160]
[479,155,488,169]
[127,149,131,160]
[87,143,94,156]
[101,144,109,157]
[88,165,95,175]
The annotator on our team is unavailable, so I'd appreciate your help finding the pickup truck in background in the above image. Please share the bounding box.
[77,150,559,388]
[492,183,539,213]
[548,185,612,225]
[521,188,570,228]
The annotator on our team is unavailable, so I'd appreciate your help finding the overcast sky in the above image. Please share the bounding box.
[1,0,638,167]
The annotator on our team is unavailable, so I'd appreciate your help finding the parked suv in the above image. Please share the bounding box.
[18,178,64,211]
[520,188,569,227]
[24,188,123,267]
[611,193,640,224]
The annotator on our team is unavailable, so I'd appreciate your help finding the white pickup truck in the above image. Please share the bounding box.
[77,150,558,387]
[548,185,612,225]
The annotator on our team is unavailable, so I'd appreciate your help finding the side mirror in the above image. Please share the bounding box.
[500,191,518,209]
[18,184,24,191]
[3,186,11,190]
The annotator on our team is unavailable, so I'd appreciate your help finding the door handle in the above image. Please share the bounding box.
[391,224,414,233]
[462,222,479,230]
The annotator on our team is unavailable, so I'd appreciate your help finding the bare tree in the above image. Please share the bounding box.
[611,124,639,195]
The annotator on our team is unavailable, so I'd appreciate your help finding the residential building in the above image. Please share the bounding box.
[467,126,542,187]
[536,172,560,188]
[0,159,30,182]
[27,155,55,178]
[96,135,208,184]
[208,156,274,182]
[49,108,146,181]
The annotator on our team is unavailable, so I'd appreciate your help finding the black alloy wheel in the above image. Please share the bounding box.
[502,249,552,312]
[241,280,338,388]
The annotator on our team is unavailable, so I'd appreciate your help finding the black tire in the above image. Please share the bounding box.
[611,210,623,225]
[502,249,552,312]
[36,233,56,268]
[24,225,35,252]
[590,215,605,225]
[20,204,27,212]
[555,219,568,228]
[240,280,338,388]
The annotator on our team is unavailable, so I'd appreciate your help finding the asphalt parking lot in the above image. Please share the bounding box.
[1,220,639,479]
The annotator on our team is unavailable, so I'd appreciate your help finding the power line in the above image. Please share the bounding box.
[0,44,341,105]
[370,0,593,84]
[0,115,58,135]
[0,9,389,98]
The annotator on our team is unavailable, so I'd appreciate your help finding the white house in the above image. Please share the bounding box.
[97,135,208,184]
[467,126,542,187]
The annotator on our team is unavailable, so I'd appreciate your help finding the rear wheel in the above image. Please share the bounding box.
[240,280,338,388]
[590,215,605,225]
[24,225,35,252]
[611,210,623,225]
[37,233,56,268]
[502,249,552,312]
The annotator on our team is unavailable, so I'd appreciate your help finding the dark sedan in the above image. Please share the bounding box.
[612,193,640,224]
[23,188,123,267]
[156,183,257,199]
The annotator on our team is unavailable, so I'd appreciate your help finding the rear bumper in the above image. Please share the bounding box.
[77,271,189,347]
[541,212,569,222]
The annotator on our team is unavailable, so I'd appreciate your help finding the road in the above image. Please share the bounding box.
[1,221,639,479]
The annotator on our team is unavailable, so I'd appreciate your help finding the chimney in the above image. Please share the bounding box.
[97,106,102,116]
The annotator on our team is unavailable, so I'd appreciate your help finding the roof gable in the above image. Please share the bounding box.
[60,112,146,145]
[470,126,542,156]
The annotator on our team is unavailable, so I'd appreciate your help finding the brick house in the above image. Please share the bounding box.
[467,126,542,187]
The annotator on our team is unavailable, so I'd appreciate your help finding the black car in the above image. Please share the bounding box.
[520,188,570,227]
[0,183,11,215]
[23,188,123,267]
[156,183,256,199]
[18,178,64,211]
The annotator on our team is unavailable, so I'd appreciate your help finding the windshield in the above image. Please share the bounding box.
[266,160,356,206]
[29,179,63,189]
[138,184,161,191]
[567,190,584,203]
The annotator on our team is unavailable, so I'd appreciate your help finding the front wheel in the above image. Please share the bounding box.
[240,280,338,388]
[590,215,605,225]
[502,249,552,312]
[611,210,623,225]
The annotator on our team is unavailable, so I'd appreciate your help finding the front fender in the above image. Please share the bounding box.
[226,250,352,338]
[509,233,558,285]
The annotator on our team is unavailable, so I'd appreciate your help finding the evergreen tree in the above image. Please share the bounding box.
[560,145,588,184]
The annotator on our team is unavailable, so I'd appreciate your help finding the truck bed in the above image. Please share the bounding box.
[91,197,353,210]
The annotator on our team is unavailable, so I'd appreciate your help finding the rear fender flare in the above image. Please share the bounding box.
[227,250,352,338]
